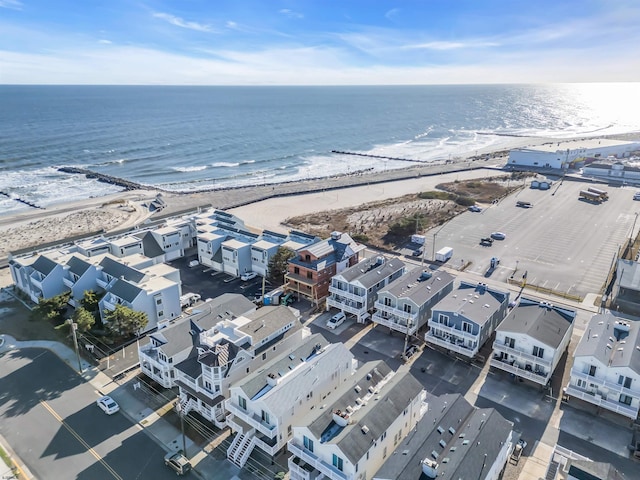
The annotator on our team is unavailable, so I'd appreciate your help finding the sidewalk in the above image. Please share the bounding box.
[0,334,242,480]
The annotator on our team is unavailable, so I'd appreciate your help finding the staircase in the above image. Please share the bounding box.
[227,428,256,468]
[545,460,560,480]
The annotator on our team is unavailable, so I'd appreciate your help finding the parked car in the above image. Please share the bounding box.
[404,344,419,359]
[188,260,199,268]
[491,232,506,240]
[480,237,494,246]
[469,205,482,212]
[240,271,258,281]
[326,312,346,329]
[634,192,640,201]
[96,395,119,415]
[412,248,423,257]
[164,451,192,475]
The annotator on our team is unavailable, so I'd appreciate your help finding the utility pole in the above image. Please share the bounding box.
[67,319,83,373]
[176,400,187,455]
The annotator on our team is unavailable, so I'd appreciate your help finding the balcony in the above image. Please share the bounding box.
[288,456,323,480]
[96,277,109,289]
[63,277,75,288]
[226,403,277,438]
[102,299,117,311]
[29,275,43,290]
[429,322,478,342]
[492,342,552,369]
[425,333,477,358]
[326,297,365,317]
[288,441,348,480]
[570,370,639,398]
[328,286,364,303]
[372,313,419,335]
[565,384,639,419]
[490,358,549,385]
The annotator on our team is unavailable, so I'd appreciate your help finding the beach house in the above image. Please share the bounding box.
[565,312,640,420]
[225,335,356,467]
[9,254,67,303]
[287,360,427,480]
[372,269,454,336]
[174,305,308,428]
[491,297,576,386]
[138,294,256,388]
[425,282,509,359]
[285,231,365,305]
[326,255,406,323]
[373,393,513,480]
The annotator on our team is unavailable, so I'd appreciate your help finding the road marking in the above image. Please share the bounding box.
[40,401,123,480]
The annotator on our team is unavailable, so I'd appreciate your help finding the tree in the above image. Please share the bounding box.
[72,307,95,333]
[267,247,296,285]
[103,304,148,338]
[81,290,101,314]
[33,292,71,326]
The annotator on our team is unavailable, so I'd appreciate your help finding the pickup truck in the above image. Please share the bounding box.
[480,237,494,246]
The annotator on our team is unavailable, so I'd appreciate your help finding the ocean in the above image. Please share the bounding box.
[1,83,639,215]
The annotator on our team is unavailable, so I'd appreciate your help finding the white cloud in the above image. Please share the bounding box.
[98,39,112,45]
[279,9,303,19]
[385,8,400,21]
[0,0,22,10]
[152,12,214,33]
[404,40,499,50]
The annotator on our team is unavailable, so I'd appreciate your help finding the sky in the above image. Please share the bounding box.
[1,0,639,85]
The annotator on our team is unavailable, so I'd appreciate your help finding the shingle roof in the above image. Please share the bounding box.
[335,256,406,289]
[99,256,146,283]
[432,282,508,327]
[66,255,91,276]
[574,313,640,374]
[373,393,513,480]
[135,231,165,258]
[497,297,575,349]
[237,306,299,346]
[380,269,455,307]
[32,255,58,275]
[109,278,142,303]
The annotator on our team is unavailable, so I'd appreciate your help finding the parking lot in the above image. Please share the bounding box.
[425,179,640,299]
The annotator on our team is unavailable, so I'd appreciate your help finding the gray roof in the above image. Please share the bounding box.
[306,361,423,465]
[373,394,513,480]
[135,231,165,258]
[99,256,146,283]
[239,334,330,399]
[380,269,455,307]
[66,255,91,277]
[432,282,508,326]
[148,293,255,358]
[336,255,406,289]
[567,460,624,480]
[237,305,299,346]
[109,278,142,303]
[291,232,362,270]
[574,313,640,374]
[617,259,640,291]
[497,297,576,349]
[32,255,58,275]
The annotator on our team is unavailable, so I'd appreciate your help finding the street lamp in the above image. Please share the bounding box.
[66,319,83,373]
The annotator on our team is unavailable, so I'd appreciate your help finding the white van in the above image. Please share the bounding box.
[326,312,346,329]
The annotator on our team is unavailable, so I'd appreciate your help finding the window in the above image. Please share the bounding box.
[618,375,632,389]
[303,436,314,453]
[156,298,162,305]
[261,410,270,424]
[462,322,472,333]
[403,304,412,314]
[588,365,597,376]
[332,454,343,472]
[438,314,449,326]
[238,396,247,410]
[307,271,313,279]
[384,298,392,306]
[262,352,267,361]
[157,310,164,317]
[305,254,311,262]
[620,394,633,406]
[294,267,300,275]
[504,336,515,348]
[533,346,544,358]
[287,425,292,436]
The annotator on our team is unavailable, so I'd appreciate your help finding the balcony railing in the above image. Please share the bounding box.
[569,370,639,398]
[374,302,418,322]
[226,403,277,438]
[326,298,365,317]
[372,314,418,335]
[564,385,639,419]
[96,277,109,288]
[288,456,322,480]
[492,342,552,369]
[29,275,43,290]
[102,299,117,311]
[428,322,478,342]
[63,277,75,288]
[288,441,348,480]
[490,358,549,385]
[328,286,364,302]
[425,334,477,358]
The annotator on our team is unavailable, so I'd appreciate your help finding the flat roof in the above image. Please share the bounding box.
[515,138,638,153]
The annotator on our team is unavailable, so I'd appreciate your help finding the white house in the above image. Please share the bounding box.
[372,269,454,336]
[327,255,406,323]
[508,138,640,170]
[426,282,509,359]
[108,234,145,258]
[225,335,356,467]
[373,393,513,480]
[287,361,427,480]
[138,294,256,388]
[174,305,308,428]
[9,254,67,303]
[565,312,640,420]
[491,297,576,386]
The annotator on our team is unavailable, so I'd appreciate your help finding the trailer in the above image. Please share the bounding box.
[579,190,603,203]
[411,234,426,245]
[587,186,609,200]
[435,247,453,262]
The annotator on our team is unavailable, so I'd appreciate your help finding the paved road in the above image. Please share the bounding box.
[0,348,182,480]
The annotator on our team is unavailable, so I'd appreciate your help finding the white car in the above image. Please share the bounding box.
[240,271,258,281]
[96,395,119,415]
[326,312,346,329]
